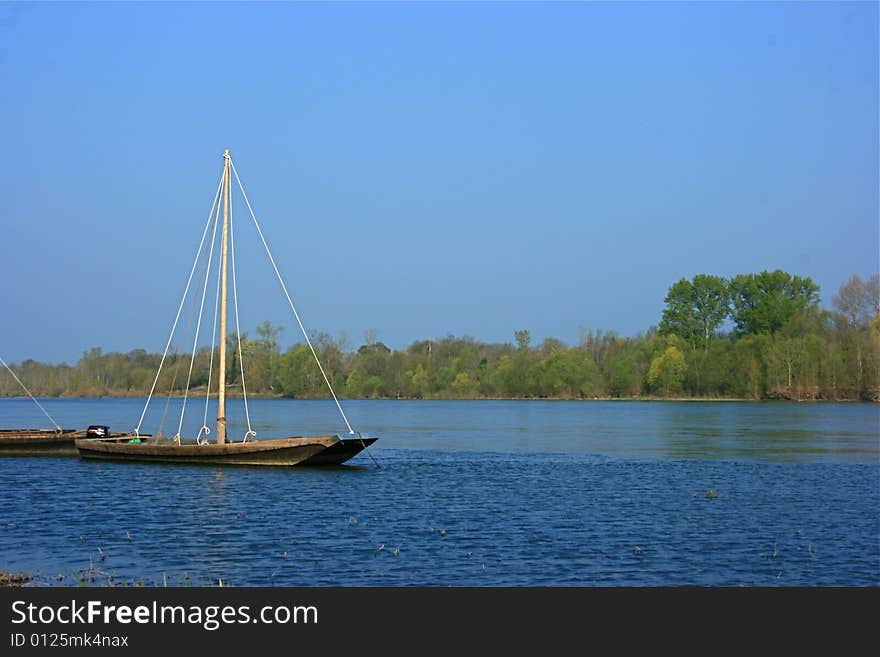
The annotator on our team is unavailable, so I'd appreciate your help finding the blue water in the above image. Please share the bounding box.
[0,399,877,586]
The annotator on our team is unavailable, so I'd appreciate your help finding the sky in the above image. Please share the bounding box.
[0,1,877,365]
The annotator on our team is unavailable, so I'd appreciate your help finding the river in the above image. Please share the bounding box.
[0,398,877,586]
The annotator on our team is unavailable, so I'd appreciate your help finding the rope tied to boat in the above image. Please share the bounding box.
[228,199,255,441]
[175,174,223,441]
[134,171,224,436]
[356,432,381,468]
[0,354,62,431]
[230,159,355,434]
[231,156,380,467]
[201,203,224,438]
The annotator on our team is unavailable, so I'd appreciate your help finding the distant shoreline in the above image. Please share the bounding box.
[0,393,873,404]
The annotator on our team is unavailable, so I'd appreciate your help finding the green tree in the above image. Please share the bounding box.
[345,364,380,398]
[404,364,430,398]
[606,354,640,397]
[731,335,765,399]
[659,275,730,351]
[450,372,478,397]
[275,344,316,397]
[646,346,686,395]
[247,320,283,392]
[431,366,456,393]
[730,270,819,335]
[530,349,600,398]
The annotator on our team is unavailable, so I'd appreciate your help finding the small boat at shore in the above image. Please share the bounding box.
[0,426,135,457]
[76,149,378,467]
[0,356,130,456]
[0,428,84,456]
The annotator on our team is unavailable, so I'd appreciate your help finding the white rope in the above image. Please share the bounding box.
[135,173,223,435]
[230,158,356,435]
[0,355,62,430]
[201,202,224,444]
[175,188,222,439]
[229,198,255,442]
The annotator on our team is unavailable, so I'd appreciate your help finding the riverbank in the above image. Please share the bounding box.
[1,392,874,403]
[0,571,30,587]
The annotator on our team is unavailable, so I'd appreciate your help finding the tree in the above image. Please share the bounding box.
[646,346,686,396]
[357,341,391,381]
[730,270,819,335]
[832,274,879,397]
[832,274,877,329]
[529,349,600,398]
[276,344,316,397]
[247,320,283,392]
[514,330,531,351]
[659,275,730,351]
[345,364,380,398]
[606,354,640,397]
[404,364,430,398]
[578,327,620,368]
[450,372,478,397]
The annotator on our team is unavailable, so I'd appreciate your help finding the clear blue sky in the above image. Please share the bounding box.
[1,1,877,364]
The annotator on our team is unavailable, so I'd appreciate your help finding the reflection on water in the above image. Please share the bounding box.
[0,399,877,586]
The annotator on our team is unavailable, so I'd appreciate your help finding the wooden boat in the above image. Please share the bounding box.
[0,425,137,457]
[0,356,131,456]
[76,149,378,467]
[76,434,377,467]
[0,428,83,457]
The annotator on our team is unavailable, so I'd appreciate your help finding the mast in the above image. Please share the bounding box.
[217,148,230,444]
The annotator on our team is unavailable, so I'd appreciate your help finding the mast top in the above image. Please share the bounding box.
[224,148,230,160]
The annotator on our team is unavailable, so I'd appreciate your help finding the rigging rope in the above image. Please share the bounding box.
[229,159,356,435]
[229,198,255,442]
[230,157,379,467]
[200,209,224,445]
[135,172,224,436]
[175,186,222,440]
[0,354,62,431]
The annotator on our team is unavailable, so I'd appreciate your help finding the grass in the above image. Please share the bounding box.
[1,568,224,588]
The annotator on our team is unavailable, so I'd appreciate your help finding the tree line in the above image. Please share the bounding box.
[2,271,878,401]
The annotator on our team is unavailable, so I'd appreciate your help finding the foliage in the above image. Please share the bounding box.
[647,345,686,395]
[730,270,819,335]
[1,272,876,402]
[659,275,730,351]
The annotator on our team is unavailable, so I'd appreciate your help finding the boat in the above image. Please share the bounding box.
[0,356,131,456]
[0,426,134,457]
[76,149,378,467]
[0,428,84,457]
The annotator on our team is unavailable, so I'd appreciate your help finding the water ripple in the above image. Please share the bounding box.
[0,448,877,586]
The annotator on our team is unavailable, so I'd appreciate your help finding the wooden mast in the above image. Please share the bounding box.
[217,149,230,444]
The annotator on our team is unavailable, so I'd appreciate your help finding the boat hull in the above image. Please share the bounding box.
[298,437,379,466]
[0,429,83,456]
[75,435,346,467]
